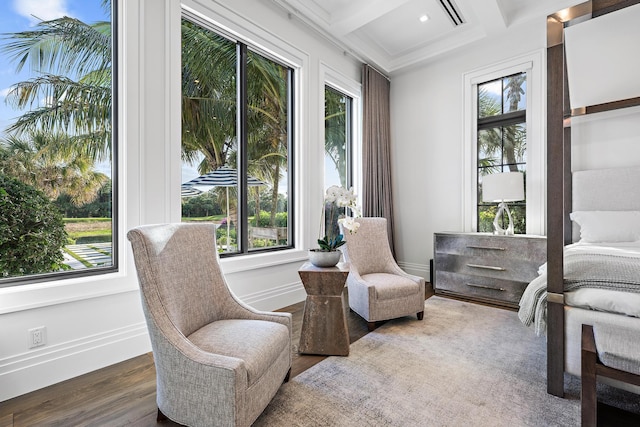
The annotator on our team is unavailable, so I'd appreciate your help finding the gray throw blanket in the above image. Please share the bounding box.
[519,250,640,336]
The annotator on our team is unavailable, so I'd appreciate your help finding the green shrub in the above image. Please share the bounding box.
[275,212,288,227]
[0,174,68,277]
[253,210,288,227]
[216,226,236,241]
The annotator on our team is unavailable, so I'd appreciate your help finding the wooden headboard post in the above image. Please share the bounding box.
[546,0,640,398]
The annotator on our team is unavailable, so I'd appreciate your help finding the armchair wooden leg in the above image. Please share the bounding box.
[417,311,424,320]
[367,321,377,332]
[157,408,168,422]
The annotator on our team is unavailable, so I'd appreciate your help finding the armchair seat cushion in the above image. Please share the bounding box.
[362,273,420,301]
[188,319,290,386]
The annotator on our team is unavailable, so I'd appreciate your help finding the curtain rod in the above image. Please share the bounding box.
[364,63,390,81]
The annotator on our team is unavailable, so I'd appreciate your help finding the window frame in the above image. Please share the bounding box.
[0,0,119,288]
[462,51,545,235]
[180,15,296,257]
[179,2,309,273]
[323,84,354,190]
[476,72,527,234]
[321,63,362,208]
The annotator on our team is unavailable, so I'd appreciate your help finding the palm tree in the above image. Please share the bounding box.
[502,74,526,171]
[1,1,113,164]
[246,50,290,228]
[181,19,237,174]
[181,19,291,229]
[477,74,527,175]
[325,87,348,187]
[0,131,108,205]
[477,85,502,174]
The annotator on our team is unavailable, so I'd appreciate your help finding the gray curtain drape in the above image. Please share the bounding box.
[361,64,395,255]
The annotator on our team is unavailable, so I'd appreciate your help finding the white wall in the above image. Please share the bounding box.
[390,18,548,275]
[390,15,640,277]
[0,0,361,401]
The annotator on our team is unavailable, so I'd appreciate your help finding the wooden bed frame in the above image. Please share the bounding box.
[546,0,640,397]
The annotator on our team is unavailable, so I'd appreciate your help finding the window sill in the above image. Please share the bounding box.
[220,248,309,274]
[0,248,310,314]
[0,270,138,315]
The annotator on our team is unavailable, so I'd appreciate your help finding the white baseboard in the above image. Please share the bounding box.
[0,282,305,402]
[398,261,430,282]
[0,323,151,402]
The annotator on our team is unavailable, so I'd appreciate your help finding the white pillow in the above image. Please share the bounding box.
[570,211,640,243]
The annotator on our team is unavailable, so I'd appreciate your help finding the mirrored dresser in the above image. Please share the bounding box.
[433,232,547,309]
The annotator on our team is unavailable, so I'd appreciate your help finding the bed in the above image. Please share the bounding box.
[519,167,640,391]
[532,0,640,397]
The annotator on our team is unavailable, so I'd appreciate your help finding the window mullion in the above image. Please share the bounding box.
[237,43,249,253]
[477,110,526,130]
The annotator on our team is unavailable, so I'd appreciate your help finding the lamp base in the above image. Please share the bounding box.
[493,201,515,235]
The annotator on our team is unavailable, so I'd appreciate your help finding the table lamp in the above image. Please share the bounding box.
[482,172,524,235]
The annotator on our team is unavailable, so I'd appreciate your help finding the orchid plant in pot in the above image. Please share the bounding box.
[309,185,361,267]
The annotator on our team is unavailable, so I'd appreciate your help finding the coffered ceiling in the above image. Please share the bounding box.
[271,0,582,74]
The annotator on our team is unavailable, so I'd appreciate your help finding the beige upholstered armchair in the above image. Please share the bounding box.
[127,223,292,427]
[341,217,425,331]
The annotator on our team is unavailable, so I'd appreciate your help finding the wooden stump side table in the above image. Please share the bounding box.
[298,261,350,356]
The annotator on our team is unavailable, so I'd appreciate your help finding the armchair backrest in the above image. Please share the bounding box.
[341,217,396,275]
[127,223,234,337]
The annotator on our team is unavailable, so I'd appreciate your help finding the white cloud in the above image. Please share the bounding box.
[13,0,72,25]
[0,88,12,98]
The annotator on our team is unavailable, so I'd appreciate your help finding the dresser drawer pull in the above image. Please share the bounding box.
[466,282,506,291]
[466,263,506,271]
[466,245,505,251]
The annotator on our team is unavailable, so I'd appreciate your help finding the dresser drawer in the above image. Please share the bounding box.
[435,233,545,261]
[434,271,527,307]
[435,253,541,283]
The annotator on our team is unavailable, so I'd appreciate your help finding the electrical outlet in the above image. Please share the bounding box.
[28,326,46,349]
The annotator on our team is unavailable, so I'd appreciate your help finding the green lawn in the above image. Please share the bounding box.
[64,218,112,244]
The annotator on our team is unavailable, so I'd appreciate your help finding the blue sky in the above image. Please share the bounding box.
[0,0,108,138]
[0,1,204,184]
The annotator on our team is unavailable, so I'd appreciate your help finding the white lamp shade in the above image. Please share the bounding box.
[482,172,524,203]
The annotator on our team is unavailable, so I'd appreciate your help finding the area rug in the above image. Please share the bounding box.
[254,296,637,426]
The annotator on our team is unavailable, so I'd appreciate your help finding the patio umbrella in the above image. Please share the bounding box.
[183,165,267,250]
[184,165,267,188]
[181,184,202,198]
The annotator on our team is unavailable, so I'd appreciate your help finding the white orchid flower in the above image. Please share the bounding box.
[338,216,361,234]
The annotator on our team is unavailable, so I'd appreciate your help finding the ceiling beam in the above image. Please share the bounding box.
[467,0,507,36]
[330,0,412,36]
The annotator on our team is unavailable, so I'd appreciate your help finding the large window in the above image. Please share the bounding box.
[0,0,116,285]
[324,86,352,190]
[323,86,353,236]
[180,17,293,255]
[476,73,527,234]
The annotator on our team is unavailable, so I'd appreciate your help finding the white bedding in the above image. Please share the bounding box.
[565,288,640,318]
[565,241,640,317]
[519,241,640,335]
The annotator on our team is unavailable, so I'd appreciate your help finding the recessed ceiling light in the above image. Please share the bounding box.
[419,14,429,23]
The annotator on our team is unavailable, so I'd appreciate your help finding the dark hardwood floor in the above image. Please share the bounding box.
[1,287,636,426]
[0,288,404,427]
